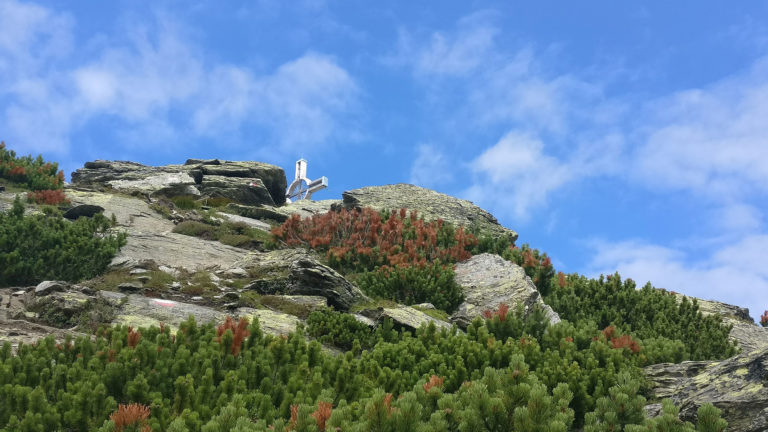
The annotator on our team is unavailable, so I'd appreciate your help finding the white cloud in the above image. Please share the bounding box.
[388,11,498,77]
[464,132,573,219]
[587,236,768,321]
[464,131,624,219]
[0,2,357,157]
[0,0,72,76]
[713,203,763,233]
[633,56,768,197]
[72,23,204,121]
[467,51,608,134]
[254,53,358,150]
[409,144,453,188]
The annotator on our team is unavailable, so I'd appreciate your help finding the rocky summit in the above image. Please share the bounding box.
[343,183,518,243]
[2,155,768,431]
[71,158,287,206]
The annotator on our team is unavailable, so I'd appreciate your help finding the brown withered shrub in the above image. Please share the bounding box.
[271,207,476,273]
[109,403,151,432]
[216,316,250,355]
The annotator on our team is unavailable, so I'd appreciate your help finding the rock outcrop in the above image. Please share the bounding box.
[66,190,246,272]
[105,292,302,337]
[343,184,517,242]
[242,249,369,311]
[71,159,287,206]
[359,305,452,332]
[451,253,560,327]
[645,348,768,432]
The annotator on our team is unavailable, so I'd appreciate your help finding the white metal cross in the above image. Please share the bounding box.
[286,159,328,203]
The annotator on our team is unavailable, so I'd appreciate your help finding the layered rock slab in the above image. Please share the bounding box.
[108,293,300,337]
[645,348,768,432]
[66,190,245,271]
[241,249,369,311]
[71,159,287,206]
[451,253,560,327]
[359,305,452,332]
[343,184,517,242]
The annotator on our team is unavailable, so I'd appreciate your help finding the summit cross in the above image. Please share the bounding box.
[285,159,328,203]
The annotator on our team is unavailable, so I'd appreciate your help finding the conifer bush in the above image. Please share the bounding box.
[27,188,71,206]
[545,273,737,361]
[0,197,127,286]
[271,207,476,273]
[356,262,464,312]
[0,310,728,431]
[0,141,65,191]
[306,308,392,350]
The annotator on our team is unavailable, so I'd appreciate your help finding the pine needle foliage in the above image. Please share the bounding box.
[0,197,127,286]
[545,273,737,361]
[0,311,728,431]
[356,262,464,312]
[0,141,65,191]
[271,207,476,273]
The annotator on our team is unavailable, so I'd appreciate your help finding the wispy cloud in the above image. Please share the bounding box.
[0,1,358,158]
[464,131,624,219]
[397,12,499,77]
[632,56,768,198]
[409,144,453,189]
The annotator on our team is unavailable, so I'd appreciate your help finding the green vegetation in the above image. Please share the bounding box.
[306,308,401,351]
[356,262,464,312]
[545,273,737,361]
[0,144,736,431]
[0,197,127,286]
[173,220,271,249]
[0,310,726,431]
[0,141,65,192]
[170,196,202,210]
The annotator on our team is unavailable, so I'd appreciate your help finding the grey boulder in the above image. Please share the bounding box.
[34,281,68,296]
[645,347,768,432]
[243,249,368,311]
[343,184,517,243]
[63,204,105,220]
[451,253,560,327]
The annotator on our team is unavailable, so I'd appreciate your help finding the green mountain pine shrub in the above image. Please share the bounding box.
[0,141,65,192]
[172,220,270,250]
[0,197,127,286]
[545,273,737,361]
[306,308,400,351]
[0,313,726,431]
[355,262,464,312]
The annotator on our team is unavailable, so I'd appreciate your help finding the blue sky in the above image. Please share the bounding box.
[2,0,768,320]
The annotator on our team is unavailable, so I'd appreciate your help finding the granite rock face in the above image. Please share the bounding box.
[645,348,768,432]
[199,175,275,206]
[242,249,369,311]
[359,305,452,332]
[342,184,517,243]
[71,159,286,206]
[451,253,560,327]
[66,189,246,272]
